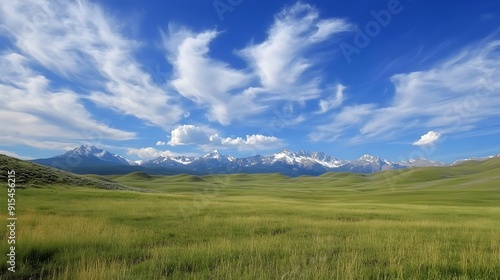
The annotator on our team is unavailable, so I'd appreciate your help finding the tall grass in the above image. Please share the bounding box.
[1,184,500,279]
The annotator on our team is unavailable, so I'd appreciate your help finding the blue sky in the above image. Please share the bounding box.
[1,0,499,162]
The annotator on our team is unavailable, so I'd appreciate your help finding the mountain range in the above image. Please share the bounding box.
[28,145,500,176]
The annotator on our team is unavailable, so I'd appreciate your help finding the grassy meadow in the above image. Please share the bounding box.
[1,155,500,279]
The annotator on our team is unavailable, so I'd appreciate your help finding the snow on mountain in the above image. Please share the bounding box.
[338,154,396,173]
[142,148,495,175]
[296,151,345,169]
[142,155,198,168]
[31,145,138,173]
[32,145,500,176]
[452,155,497,165]
[64,145,133,166]
[172,156,197,165]
[399,158,446,167]
[237,155,263,166]
[357,154,379,162]
[202,150,225,160]
[264,149,298,165]
[186,150,234,170]
[143,150,233,169]
[143,156,178,168]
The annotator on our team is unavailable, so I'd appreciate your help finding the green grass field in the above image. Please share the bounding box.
[1,155,500,279]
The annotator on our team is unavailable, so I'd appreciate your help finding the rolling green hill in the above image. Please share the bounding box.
[110,156,500,206]
[0,154,143,191]
[1,154,499,279]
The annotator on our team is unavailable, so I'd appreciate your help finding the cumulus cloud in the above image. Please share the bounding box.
[156,141,166,146]
[413,131,441,146]
[166,125,282,151]
[311,40,500,143]
[209,134,281,151]
[0,0,183,129]
[167,125,216,146]
[127,147,176,159]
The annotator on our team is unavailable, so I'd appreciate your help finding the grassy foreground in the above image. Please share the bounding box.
[1,156,500,279]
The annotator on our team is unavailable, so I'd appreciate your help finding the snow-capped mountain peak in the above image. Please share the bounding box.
[269,149,299,164]
[63,145,133,166]
[203,149,224,159]
[70,144,100,156]
[452,155,494,165]
[400,158,446,167]
[279,148,295,154]
[33,145,499,176]
[358,154,380,162]
[172,156,197,165]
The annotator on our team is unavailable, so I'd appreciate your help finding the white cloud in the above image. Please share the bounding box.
[163,27,258,125]
[311,40,500,143]
[167,125,282,151]
[162,3,351,125]
[0,52,135,148]
[156,141,166,146]
[310,104,375,142]
[127,147,175,159]
[0,0,183,129]
[1,1,355,151]
[167,125,216,146]
[239,3,352,99]
[413,131,441,146]
[209,134,282,151]
[0,150,34,160]
[311,18,352,43]
[318,84,345,113]
[0,136,88,152]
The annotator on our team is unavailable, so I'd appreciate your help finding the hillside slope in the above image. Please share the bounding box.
[0,154,143,191]
[113,157,500,205]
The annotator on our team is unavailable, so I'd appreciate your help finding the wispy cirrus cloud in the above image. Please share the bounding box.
[311,40,500,144]
[318,84,346,114]
[0,0,183,130]
[162,27,259,125]
[310,104,375,142]
[0,150,34,160]
[163,2,352,125]
[0,52,135,149]
[239,3,352,100]
[1,1,353,154]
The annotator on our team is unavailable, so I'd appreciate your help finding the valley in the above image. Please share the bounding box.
[1,154,499,279]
